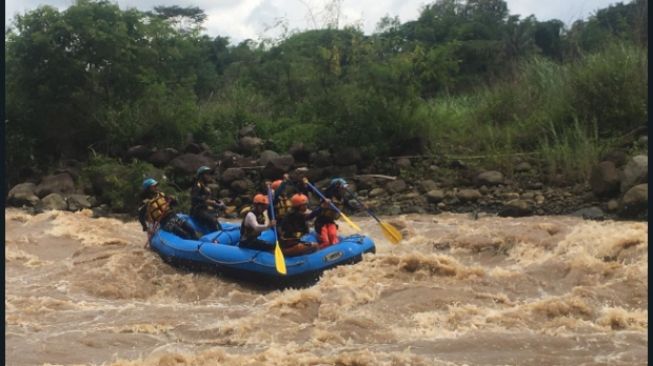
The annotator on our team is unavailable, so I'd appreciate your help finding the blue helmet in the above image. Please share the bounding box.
[142,178,158,190]
[330,178,348,188]
[196,165,211,178]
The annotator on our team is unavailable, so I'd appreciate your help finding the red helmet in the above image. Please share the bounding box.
[271,180,283,190]
[290,193,308,207]
[253,194,269,205]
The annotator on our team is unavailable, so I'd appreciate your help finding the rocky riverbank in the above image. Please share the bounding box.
[6,126,648,222]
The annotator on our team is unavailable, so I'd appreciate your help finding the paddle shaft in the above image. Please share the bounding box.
[305,182,345,215]
[344,187,382,224]
[267,188,279,241]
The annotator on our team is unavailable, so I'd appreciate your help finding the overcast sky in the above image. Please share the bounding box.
[6,0,623,43]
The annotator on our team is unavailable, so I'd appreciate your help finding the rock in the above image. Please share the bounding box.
[7,183,40,206]
[239,136,264,155]
[515,162,532,172]
[385,179,407,193]
[501,192,520,201]
[238,124,256,138]
[369,188,386,198]
[419,180,438,193]
[35,173,75,198]
[331,164,358,178]
[218,151,243,169]
[619,184,648,218]
[92,204,111,218]
[230,179,254,194]
[590,161,621,197]
[262,155,295,180]
[146,148,179,167]
[476,171,504,186]
[169,153,216,175]
[527,182,544,190]
[437,202,446,209]
[426,189,445,203]
[310,150,332,167]
[259,150,280,166]
[572,206,605,220]
[289,143,312,163]
[395,158,412,168]
[126,145,153,160]
[620,155,648,193]
[387,205,402,216]
[183,142,203,154]
[306,167,328,182]
[601,150,629,167]
[221,168,246,184]
[535,195,545,205]
[41,193,68,211]
[456,189,482,201]
[333,147,361,166]
[219,189,231,198]
[67,194,92,211]
[606,199,619,212]
[448,160,467,169]
[637,135,648,147]
[498,199,532,217]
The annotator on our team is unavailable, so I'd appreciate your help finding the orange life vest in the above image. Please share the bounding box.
[146,192,171,223]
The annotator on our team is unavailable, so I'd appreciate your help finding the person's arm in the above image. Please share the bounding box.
[306,206,321,220]
[138,204,148,231]
[244,212,270,233]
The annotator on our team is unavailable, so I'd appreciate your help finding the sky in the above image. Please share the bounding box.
[5,0,624,43]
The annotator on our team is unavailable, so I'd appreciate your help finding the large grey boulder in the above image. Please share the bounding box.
[230,179,255,194]
[239,136,264,155]
[426,189,445,203]
[288,143,312,163]
[476,171,504,186]
[35,173,75,198]
[259,150,280,166]
[619,184,648,218]
[126,145,153,160]
[7,183,40,206]
[498,199,532,217]
[456,189,482,201]
[67,194,93,211]
[41,193,68,211]
[221,168,246,184]
[590,161,621,197]
[262,155,295,180]
[310,150,332,167]
[169,153,215,175]
[620,155,648,193]
[146,148,179,167]
[419,180,438,193]
[385,179,407,194]
[333,147,362,166]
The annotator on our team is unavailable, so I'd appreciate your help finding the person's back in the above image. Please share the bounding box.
[190,166,224,232]
[139,178,197,240]
[239,194,275,251]
[278,194,318,256]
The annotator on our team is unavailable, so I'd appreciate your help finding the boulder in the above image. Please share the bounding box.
[126,145,153,160]
[169,153,216,175]
[606,199,619,212]
[426,189,445,203]
[219,189,232,198]
[385,179,407,194]
[456,189,482,202]
[620,155,648,193]
[41,193,68,211]
[146,148,179,167]
[183,142,204,154]
[333,147,361,166]
[221,168,246,184]
[310,150,332,167]
[230,179,254,194]
[289,143,312,163]
[239,136,264,155]
[7,183,40,206]
[35,173,75,198]
[259,150,280,166]
[419,180,438,193]
[218,151,243,169]
[498,199,532,217]
[395,158,412,168]
[572,207,605,220]
[619,184,648,218]
[306,167,329,182]
[369,188,386,198]
[515,162,532,172]
[67,194,93,211]
[331,164,358,178]
[590,161,621,197]
[238,124,256,138]
[476,171,504,186]
[262,155,295,180]
[601,150,629,167]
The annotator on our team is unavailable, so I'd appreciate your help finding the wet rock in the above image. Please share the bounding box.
[572,206,605,220]
[262,155,295,180]
[35,173,75,198]
[333,147,361,166]
[369,188,386,198]
[515,162,532,172]
[239,136,264,155]
[498,199,532,217]
[126,145,153,160]
[419,180,438,193]
[396,158,412,168]
[619,184,648,218]
[41,193,68,211]
[620,155,648,193]
[169,153,216,175]
[67,194,92,211]
[230,179,254,194]
[387,205,402,216]
[7,183,40,207]
[92,204,111,218]
[310,150,332,167]
[385,179,407,193]
[476,171,504,186]
[590,161,621,197]
[426,189,445,203]
[606,199,620,212]
[221,168,246,184]
[456,189,482,202]
[259,150,280,166]
[147,148,179,167]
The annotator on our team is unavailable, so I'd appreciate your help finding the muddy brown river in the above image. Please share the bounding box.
[5,208,647,365]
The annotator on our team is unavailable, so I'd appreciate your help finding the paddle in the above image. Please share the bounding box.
[267,186,287,275]
[304,180,362,232]
[343,187,402,244]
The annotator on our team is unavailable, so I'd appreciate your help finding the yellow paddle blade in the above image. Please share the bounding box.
[274,241,287,275]
[339,212,362,232]
[379,221,402,244]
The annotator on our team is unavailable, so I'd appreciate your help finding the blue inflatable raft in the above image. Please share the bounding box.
[148,214,376,285]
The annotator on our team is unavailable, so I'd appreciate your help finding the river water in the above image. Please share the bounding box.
[5,208,648,365]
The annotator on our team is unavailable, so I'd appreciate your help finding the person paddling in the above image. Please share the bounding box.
[278,193,319,256]
[239,193,276,251]
[190,166,225,232]
[138,178,198,240]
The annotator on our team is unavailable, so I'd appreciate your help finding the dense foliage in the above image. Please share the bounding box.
[5,0,648,186]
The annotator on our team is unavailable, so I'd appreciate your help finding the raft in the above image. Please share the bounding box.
[148,214,376,284]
